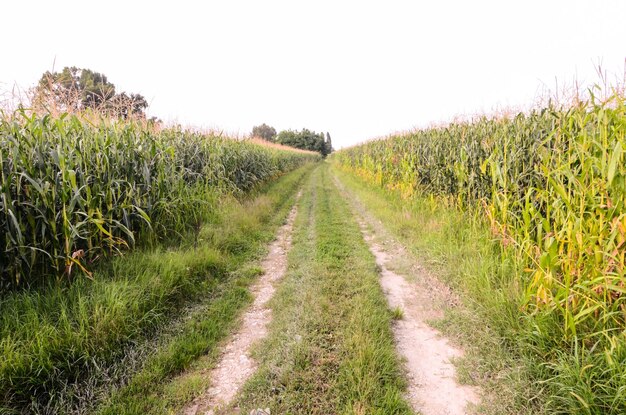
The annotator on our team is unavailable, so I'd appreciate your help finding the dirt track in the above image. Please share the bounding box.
[334,175,481,415]
[182,194,300,415]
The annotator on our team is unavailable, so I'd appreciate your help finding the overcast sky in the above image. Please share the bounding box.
[1,0,625,148]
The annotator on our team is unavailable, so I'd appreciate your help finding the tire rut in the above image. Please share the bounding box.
[332,174,481,415]
[182,192,301,415]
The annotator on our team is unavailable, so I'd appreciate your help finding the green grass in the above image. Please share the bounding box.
[0,163,315,414]
[331,164,542,414]
[232,164,412,415]
[390,306,404,321]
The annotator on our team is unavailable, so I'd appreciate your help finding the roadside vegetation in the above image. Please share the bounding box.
[0,112,318,288]
[95,165,312,415]
[332,87,626,414]
[0,108,319,413]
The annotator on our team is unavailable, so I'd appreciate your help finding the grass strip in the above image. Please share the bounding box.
[330,164,544,414]
[234,163,412,414]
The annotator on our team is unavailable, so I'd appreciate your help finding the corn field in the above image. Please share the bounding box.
[0,111,319,288]
[334,91,626,346]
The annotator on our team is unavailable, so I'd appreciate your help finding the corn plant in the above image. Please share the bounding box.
[334,90,626,342]
[0,111,319,288]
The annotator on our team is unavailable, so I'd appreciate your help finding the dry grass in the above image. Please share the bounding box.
[248,137,320,154]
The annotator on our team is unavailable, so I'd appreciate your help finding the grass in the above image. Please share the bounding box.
[331,164,543,414]
[390,306,404,321]
[231,164,412,414]
[0,163,315,414]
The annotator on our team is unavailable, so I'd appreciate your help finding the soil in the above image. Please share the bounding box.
[335,176,481,415]
[182,196,300,415]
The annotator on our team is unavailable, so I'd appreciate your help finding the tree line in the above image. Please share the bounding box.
[28,66,333,157]
[252,123,333,157]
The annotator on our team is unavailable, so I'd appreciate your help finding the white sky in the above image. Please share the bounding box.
[1,0,625,148]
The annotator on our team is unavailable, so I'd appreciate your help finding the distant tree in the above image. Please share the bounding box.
[252,123,277,141]
[33,66,148,118]
[316,132,326,155]
[276,128,331,156]
[325,132,333,156]
[111,93,148,119]
[79,68,116,108]
[276,130,298,147]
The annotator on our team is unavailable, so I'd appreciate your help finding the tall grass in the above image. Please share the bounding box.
[0,155,316,413]
[0,111,319,288]
[333,89,626,413]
